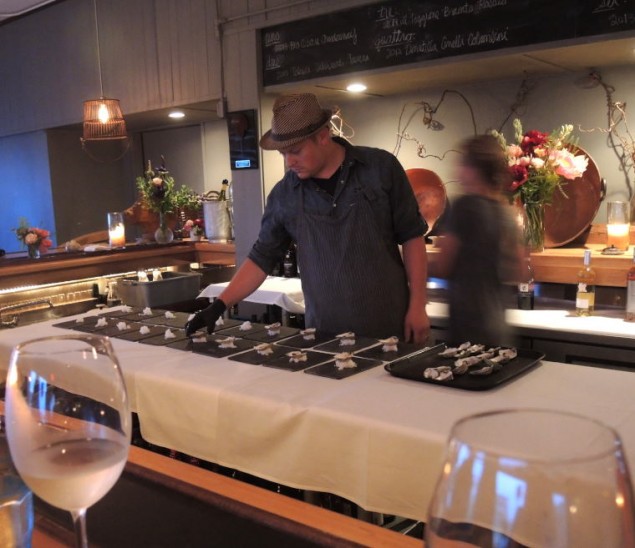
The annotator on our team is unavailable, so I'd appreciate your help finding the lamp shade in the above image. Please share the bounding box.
[82,97,127,140]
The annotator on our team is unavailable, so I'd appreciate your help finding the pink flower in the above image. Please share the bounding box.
[506,144,523,158]
[24,232,38,245]
[551,150,589,180]
[184,220,194,230]
[152,177,163,186]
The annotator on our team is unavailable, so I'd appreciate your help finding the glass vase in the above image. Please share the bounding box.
[27,244,40,259]
[154,212,174,244]
[523,201,545,252]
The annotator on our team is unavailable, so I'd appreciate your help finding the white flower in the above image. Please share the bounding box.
[24,233,38,245]
[530,158,545,169]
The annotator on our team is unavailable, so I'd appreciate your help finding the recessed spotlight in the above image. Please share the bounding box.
[168,110,185,119]
[346,83,367,93]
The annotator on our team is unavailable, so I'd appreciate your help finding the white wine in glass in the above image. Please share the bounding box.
[4,334,131,548]
[426,408,635,548]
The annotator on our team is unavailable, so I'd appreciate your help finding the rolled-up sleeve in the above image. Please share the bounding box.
[248,183,293,274]
[386,155,428,244]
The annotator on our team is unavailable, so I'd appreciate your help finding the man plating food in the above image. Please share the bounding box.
[186,93,430,343]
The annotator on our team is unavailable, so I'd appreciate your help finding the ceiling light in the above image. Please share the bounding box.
[346,83,367,93]
[81,0,128,153]
[169,111,185,119]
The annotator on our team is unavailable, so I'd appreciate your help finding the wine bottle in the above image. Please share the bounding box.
[283,243,298,278]
[625,249,635,322]
[575,250,596,316]
[218,179,229,201]
[517,256,535,310]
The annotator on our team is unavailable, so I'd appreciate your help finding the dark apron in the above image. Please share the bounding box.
[296,162,409,339]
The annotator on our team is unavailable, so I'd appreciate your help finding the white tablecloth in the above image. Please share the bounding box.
[198,276,305,314]
[2,310,635,521]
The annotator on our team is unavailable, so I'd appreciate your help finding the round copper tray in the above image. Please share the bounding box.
[405,168,447,234]
[544,146,605,248]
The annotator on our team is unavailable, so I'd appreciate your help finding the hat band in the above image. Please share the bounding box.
[270,116,329,142]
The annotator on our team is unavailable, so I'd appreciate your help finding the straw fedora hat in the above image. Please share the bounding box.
[260,94,332,150]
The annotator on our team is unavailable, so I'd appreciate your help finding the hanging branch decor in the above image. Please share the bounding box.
[577,70,634,198]
[497,73,535,132]
[393,89,477,160]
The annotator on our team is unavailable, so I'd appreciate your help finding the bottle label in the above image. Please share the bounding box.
[576,292,595,309]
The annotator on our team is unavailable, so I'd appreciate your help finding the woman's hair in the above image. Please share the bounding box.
[460,134,511,192]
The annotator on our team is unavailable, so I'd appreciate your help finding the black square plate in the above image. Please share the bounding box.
[190,336,258,358]
[53,316,112,333]
[313,336,379,354]
[112,323,172,342]
[213,322,267,338]
[273,331,336,349]
[140,311,192,329]
[356,340,431,361]
[211,318,245,331]
[228,344,295,366]
[262,350,331,372]
[117,309,165,322]
[139,328,189,346]
[95,321,142,337]
[304,356,384,380]
[385,345,545,391]
[241,326,300,343]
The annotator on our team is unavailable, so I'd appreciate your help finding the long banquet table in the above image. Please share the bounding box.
[2,312,635,521]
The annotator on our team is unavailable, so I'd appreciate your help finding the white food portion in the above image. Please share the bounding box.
[334,352,357,370]
[215,316,225,326]
[300,328,316,340]
[142,307,153,316]
[121,305,132,313]
[287,351,307,363]
[139,326,151,335]
[164,311,176,319]
[164,329,176,339]
[218,337,237,349]
[380,336,399,352]
[255,343,274,356]
[239,321,253,331]
[336,332,356,346]
[18,438,128,511]
[192,335,206,343]
[116,322,129,331]
[96,318,108,327]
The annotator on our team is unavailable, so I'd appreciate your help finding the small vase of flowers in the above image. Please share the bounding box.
[13,218,53,259]
[491,119,588,251]
[184,218,206,241]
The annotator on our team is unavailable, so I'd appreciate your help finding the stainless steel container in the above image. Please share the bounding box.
[203,201,232,241]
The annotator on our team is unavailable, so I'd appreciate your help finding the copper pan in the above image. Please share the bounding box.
[405,168,447,235]
[543,146,606,248]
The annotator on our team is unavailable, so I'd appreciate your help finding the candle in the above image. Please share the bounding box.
[607,223,629,251]
[107,212,125,248]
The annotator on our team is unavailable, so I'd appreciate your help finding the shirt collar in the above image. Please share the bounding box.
[288,136,364,188]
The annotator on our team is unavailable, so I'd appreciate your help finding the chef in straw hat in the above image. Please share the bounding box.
[187,93,430,342]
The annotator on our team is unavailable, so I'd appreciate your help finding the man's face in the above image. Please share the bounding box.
[279,132,327,179]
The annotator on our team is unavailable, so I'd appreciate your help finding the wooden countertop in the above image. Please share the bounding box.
[427,242,633,288]
[0,240,235,289]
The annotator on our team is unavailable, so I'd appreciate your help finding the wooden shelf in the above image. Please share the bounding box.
[0,240,235,290]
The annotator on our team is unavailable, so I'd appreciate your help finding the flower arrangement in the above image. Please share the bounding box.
[491,119,589,250]
[184,218,205,239]
[136,158,176,216]
[13,218,53,257]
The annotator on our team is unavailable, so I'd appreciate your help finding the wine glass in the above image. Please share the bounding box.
[426,409,635,548]
[4,334,131,548]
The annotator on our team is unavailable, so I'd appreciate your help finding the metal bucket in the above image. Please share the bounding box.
[203,201,232,241]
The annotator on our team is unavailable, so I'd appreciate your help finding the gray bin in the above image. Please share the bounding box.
[118,271,202,308]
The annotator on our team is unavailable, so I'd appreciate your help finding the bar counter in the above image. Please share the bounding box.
[0,240,235,289]
[1,312,634,523]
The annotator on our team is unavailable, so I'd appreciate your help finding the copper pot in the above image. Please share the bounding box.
[405,168,447,235]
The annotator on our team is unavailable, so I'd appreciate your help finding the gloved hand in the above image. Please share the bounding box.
[185,298,227,336]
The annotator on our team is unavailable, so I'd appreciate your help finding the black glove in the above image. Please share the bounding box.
[185,299,227,336]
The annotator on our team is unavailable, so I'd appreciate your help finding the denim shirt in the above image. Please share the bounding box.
[248,137,427,274]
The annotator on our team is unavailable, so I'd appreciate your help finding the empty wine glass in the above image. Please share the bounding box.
[4,334,131,548]
[426,408,635,547]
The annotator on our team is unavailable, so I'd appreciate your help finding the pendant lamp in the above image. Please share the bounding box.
[81,0,129,154]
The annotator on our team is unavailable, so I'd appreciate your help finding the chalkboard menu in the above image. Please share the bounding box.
[261,0,635,87]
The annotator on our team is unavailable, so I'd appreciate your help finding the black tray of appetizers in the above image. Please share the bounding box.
[384,343,544,391]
